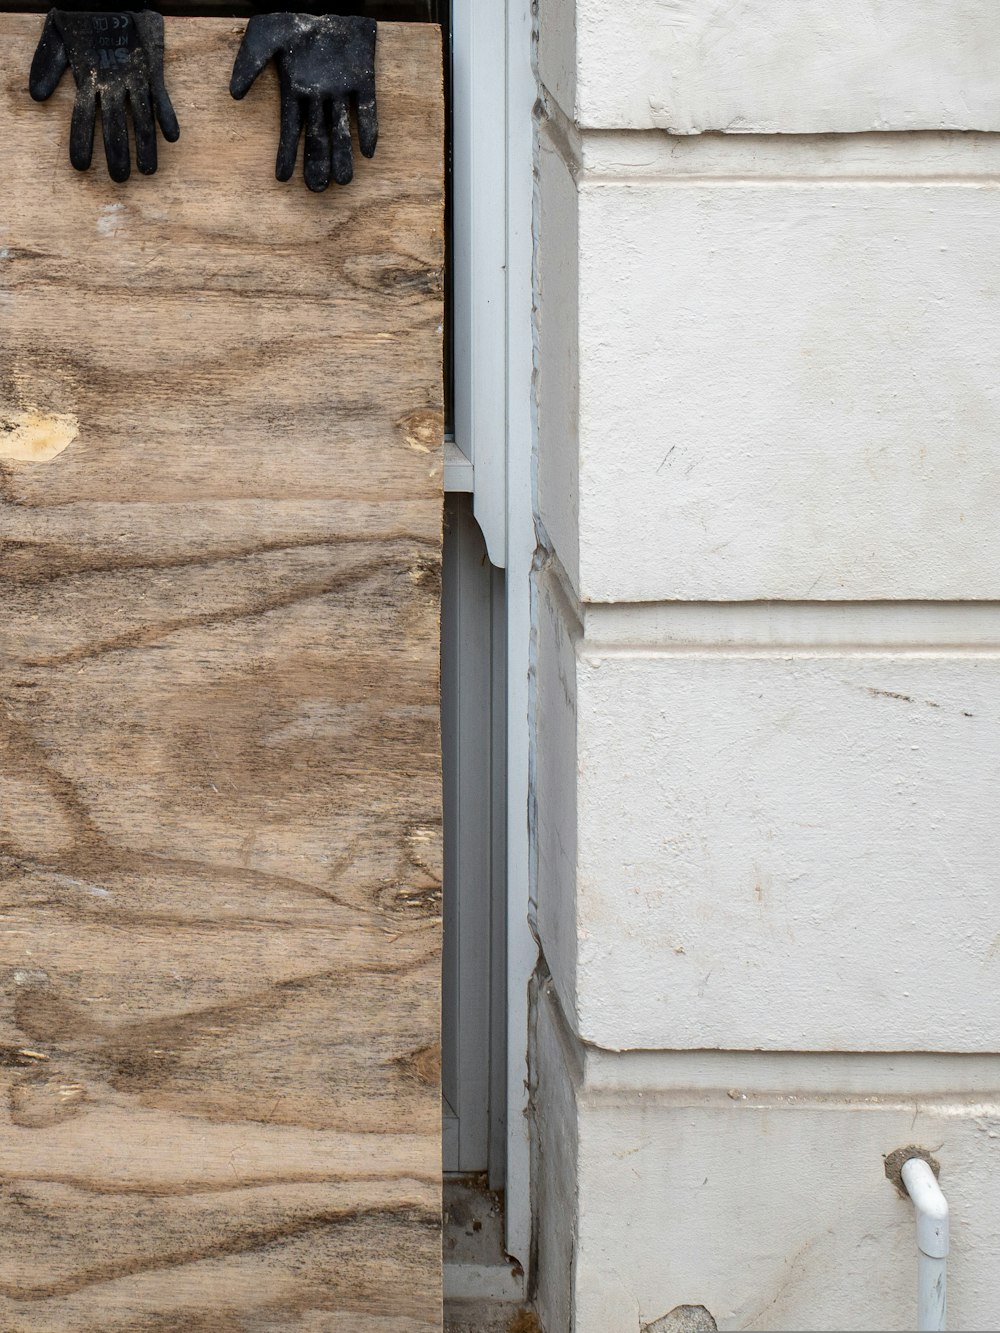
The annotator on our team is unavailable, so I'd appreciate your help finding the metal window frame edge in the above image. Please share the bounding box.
[451,0,537,1274]
[451,0,505,566]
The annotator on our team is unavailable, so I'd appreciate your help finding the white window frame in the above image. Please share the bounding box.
[449,0,536,1272]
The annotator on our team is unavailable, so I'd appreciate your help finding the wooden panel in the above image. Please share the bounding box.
[0,15,443,1330]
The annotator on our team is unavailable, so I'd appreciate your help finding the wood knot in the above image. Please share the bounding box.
[398,410,442,456]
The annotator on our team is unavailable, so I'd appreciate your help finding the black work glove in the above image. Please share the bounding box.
[230,13,377,193]
[29,9,180,182]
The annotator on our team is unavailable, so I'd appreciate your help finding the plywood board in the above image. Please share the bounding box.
[0,15,444,1330]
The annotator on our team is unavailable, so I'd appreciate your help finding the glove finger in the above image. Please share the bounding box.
[69,88,96,172]
[230,14,282,99]
[130,86,157,175]
[303,96,332,194]
[347,18,377,158]
[151,79,180,143]
[276,90,303,182]
[355,85,378,159]
[330,98,354,186]
[100,90,131,183]
[135,11,180,142]
[29,13,69,101]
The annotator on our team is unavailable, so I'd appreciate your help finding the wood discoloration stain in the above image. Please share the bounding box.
[0,15,444,1330]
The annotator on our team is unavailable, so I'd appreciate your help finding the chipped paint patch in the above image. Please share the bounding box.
[10,1074,87,1127]
[49,873,111,900]
[12,969,50,987]
[97,202,127,237]
[0,408,78,462]
[644,1306,718,1333]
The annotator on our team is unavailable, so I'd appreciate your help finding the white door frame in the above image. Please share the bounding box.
[450,0,536,1271]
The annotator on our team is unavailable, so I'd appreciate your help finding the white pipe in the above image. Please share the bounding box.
[901,1156,949,1332]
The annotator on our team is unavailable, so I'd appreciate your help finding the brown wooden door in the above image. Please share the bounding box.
[0,16,443,1329]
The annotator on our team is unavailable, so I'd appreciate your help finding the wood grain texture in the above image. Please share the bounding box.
[0,16,443,1330]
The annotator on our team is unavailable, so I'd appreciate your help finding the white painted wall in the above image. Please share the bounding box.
[536,981,1000,1332]
[539,0,1000,132]
[541,133,1000,603]
[531,2,1000,1328]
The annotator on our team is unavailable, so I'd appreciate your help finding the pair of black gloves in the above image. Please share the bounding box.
[29,8,378,191]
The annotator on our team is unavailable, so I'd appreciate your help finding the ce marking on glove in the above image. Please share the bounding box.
[93,12,137,65]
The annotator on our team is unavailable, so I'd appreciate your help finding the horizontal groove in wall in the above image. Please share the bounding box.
[539,553,1000,653]
[579,643,1000,660]
[540,982,1000,1100]
[583,1048,1000,1097]
[579,601,1000,654]
[540,95,1000,183]
[578,1087,1000,1114]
